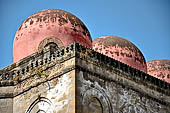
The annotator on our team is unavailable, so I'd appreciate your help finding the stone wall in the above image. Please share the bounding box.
[13,70,75,113]
[0,43,170,113]
[76,69,170,113]
[0,98,13,113]
[0,43,76,113]
[75,43,170,113]
[0,86,13,113]
[13,53,76,113]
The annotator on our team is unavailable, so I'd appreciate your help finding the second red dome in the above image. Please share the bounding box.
[93,36,147,72]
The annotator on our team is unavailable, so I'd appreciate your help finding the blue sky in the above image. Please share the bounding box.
[0,0,170,69]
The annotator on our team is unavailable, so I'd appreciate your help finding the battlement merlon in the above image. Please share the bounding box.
[0,42,170,104]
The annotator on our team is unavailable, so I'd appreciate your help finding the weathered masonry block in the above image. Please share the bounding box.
[0,43,170,113]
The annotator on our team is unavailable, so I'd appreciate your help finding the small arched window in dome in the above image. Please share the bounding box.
[38,37,64,53]
[44,42,58,52]
[44,42,58,49]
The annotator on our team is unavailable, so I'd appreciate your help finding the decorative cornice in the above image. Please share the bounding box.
[74,43,170,95]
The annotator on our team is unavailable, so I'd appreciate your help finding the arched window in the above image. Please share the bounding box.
[38,37,63,52]
[44,42,58,49]
[25,97,53,113]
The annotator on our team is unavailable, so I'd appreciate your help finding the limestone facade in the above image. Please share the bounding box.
[0,43,170,113]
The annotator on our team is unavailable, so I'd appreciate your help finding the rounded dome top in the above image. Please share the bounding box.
[93,36,147,72]
[13,9,92,62]
[147,59,170,83]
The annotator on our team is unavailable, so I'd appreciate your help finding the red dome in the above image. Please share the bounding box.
[13,9,92,62]
[93,36,147,72]
[147,59,170,83]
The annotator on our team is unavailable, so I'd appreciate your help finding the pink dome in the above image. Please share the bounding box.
[93,36,147,72]
[13,9,92,62]
[147,59,170,83]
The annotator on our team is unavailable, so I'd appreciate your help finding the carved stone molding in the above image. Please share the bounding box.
[25,97,53,113]
[82,88,113,113]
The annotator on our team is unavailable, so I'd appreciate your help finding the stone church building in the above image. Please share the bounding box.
[0,9,170,113]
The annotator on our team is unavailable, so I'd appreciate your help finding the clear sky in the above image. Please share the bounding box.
[0,0,170,69]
